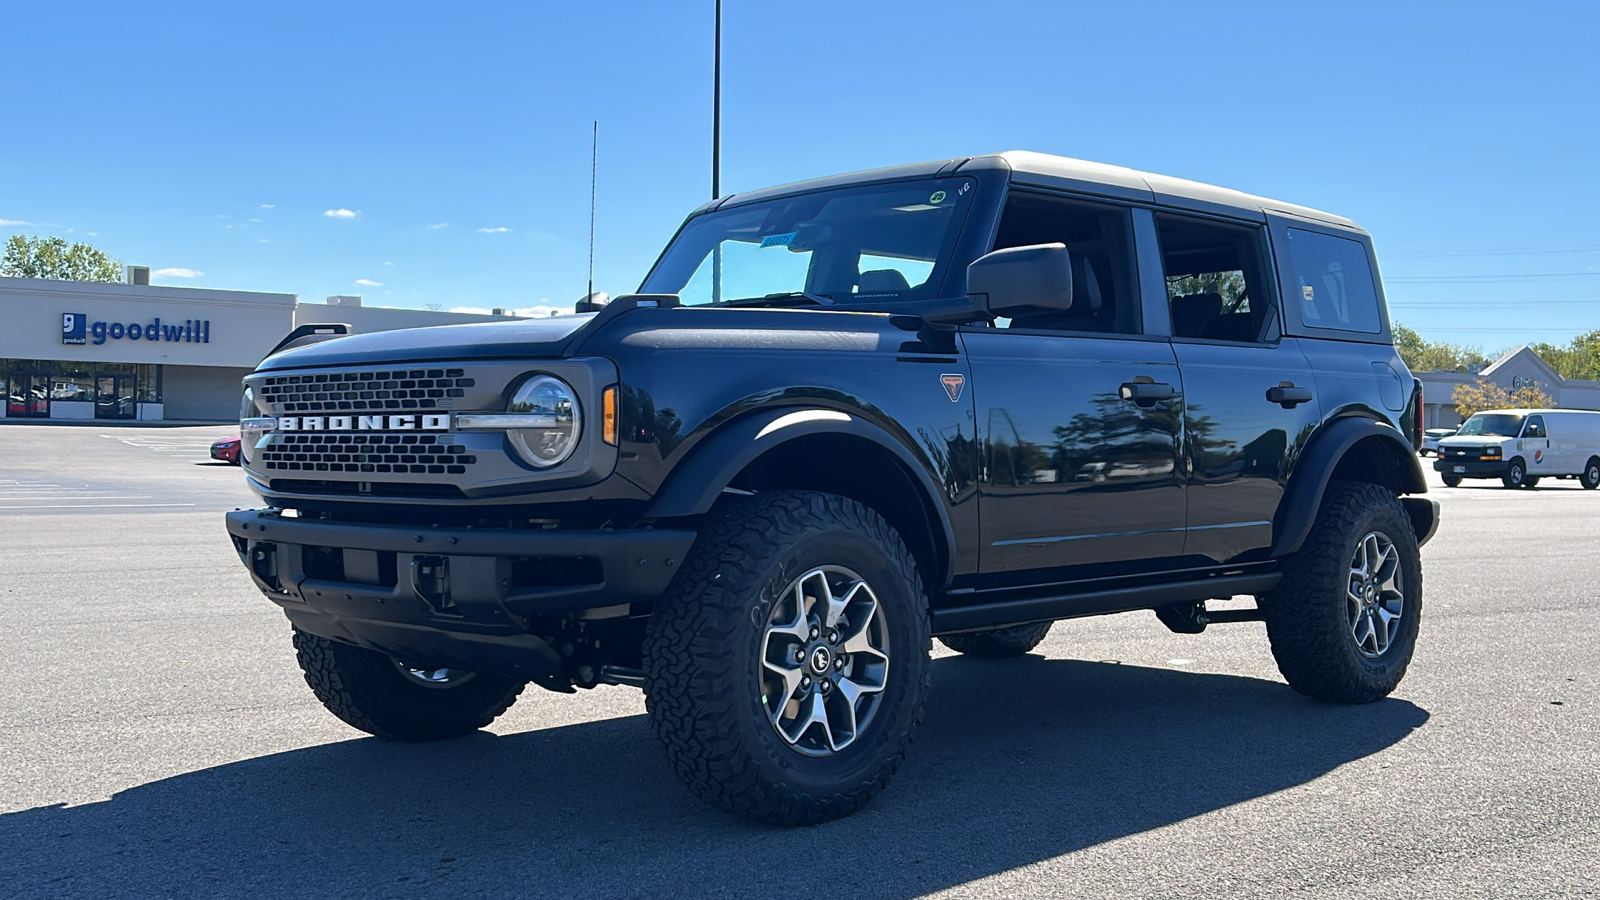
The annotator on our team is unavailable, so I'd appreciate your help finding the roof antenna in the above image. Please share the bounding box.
[578,120,609,313]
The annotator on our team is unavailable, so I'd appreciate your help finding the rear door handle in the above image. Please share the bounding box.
[1120,378,1180,407]
[1266,382,1314,408]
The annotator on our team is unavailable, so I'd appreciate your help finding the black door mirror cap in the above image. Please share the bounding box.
[966,242,1074,317]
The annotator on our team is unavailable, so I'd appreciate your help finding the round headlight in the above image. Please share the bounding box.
[506,375,581,468]
[240,386,257,421]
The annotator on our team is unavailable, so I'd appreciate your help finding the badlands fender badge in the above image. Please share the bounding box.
[940,374,965,402]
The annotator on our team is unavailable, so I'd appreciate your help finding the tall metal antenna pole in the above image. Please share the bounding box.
[588,120,598,304]
[712,0,721,200]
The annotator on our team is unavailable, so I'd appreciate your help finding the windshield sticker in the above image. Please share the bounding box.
[929,190,947,204]
[760,232,798,249]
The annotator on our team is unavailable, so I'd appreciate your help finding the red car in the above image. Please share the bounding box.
[210,436,241,465]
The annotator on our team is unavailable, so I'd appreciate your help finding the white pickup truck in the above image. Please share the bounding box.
[1434,408,1600,489]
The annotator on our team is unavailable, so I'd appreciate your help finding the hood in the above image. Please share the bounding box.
[1437,434,1510,446]
[258,312,596,371]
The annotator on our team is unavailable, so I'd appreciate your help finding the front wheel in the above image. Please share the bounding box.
[1502,458,1527,488]
[1440,474,1462,487]
[644,491,930,825]
[1262,481,1422,703]
[1581,458,1600,490]
[292,630,525,741]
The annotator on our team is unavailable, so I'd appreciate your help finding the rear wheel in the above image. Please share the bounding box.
[1502,458,1526,489]
[1581,458,1600,490]
[1263,481,1421,703]
[1441,474,1462,487]
[292,630,525,741]
[938,621,1053,657]
[643,491,931,825]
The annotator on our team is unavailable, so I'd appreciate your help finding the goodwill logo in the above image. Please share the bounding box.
[61,313,212,346]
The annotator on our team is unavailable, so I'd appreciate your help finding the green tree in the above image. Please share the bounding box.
[1527,330,1600,381]
[1,235,123,282]
[1392,322,1494,373]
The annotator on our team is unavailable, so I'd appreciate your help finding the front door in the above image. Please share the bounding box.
[964,191,1186,581]
[1518,414,1551,474]
[95,375,135,420]
[8,373,51,418]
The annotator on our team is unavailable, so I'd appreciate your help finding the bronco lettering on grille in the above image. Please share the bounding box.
[266,414,452,432]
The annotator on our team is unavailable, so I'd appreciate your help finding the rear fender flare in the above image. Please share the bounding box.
[1272,416,1430,555]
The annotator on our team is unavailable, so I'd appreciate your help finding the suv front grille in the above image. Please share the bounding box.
[260,368,477,413]
[260,433,478,475]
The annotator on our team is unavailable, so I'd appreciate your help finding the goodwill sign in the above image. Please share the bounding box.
[62,313,212,346]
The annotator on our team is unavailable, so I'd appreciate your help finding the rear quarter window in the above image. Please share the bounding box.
[1286,228,1382,334]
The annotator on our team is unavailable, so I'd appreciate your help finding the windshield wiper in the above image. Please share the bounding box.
[718,291,836,309]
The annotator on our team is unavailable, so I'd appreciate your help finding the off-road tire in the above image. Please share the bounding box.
[938,622,1053,657]
[292,629,525,741]
[1502,458,1526,489]
[1581,458,1600,490]
[1440,474,1462,487]
[643,490,931,825]
[1262,481,1422,703]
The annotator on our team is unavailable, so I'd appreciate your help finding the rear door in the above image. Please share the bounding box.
[962,191,1185,580]
[1150,212,1321,564]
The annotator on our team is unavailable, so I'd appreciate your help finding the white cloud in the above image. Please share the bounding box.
[324,208,360,219]
[259,203,276,209]
[449,303,570,318]
[477,226,512,234]
[87,231,98,237]
[355,279,383,287]
[248,218,262,223]
[427,222,450,229]
[153,267,203,279]
[0,218,33,226]
[382,261,396,266]
[258,239,270,244]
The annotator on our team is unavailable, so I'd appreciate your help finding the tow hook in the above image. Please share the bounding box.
[410,555,456,614]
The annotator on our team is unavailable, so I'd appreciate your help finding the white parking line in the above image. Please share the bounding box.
[0,503,197,510]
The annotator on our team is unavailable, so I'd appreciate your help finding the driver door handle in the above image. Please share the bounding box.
[1266,382,1314,408]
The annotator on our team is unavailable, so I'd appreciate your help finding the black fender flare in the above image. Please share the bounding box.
[1272,416,1432,556]
[643,407,958,583]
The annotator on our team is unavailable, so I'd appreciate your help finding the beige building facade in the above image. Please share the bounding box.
[1417,346,1600,428]
[1,277,521,422]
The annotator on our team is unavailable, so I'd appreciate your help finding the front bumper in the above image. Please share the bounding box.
[225,509,695,688]
[1433,458,1506,478]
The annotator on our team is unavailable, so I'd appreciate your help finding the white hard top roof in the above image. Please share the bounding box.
[718,151,1360,231]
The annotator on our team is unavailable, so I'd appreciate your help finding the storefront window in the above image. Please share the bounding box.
[1,359,163,418]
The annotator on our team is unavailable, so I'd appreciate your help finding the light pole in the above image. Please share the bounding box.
[712,0,721,200]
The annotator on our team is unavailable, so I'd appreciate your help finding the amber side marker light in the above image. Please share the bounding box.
[602,386,617,445]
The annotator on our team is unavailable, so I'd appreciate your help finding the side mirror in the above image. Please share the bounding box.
[966,243,1073,317]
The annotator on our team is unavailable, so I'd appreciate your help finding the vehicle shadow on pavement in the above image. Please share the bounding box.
[0,657,1427,899]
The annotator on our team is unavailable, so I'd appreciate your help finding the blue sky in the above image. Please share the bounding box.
[3,1,1597,349]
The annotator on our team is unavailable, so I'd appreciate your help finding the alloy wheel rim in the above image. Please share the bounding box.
[760,565,890,756]
[1347,531,1404,659]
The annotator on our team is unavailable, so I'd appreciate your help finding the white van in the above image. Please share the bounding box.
[1434,408,1600,489]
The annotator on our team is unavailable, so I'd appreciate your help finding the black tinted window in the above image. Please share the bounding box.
[1157,215,1272,342]
[990,193,1139,334]
[1287,228,1382,333]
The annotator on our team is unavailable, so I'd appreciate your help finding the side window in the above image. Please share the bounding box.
[1157,214,1274,342]
[1286,228,1382,333]
[989,192,1140,334]
[1523,415,1546,439]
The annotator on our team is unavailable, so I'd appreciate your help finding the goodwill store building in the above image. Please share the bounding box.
[1,277,517,422]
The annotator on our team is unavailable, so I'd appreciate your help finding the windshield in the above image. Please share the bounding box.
[1455,413,1524,437]
[640,178,976,308]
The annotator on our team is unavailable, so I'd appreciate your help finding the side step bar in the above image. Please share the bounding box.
[930,572,1280,636]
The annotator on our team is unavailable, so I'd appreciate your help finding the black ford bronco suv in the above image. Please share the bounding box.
[226,152,1437,825]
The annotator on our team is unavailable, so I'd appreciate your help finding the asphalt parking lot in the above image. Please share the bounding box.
[2,426,1596,899]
